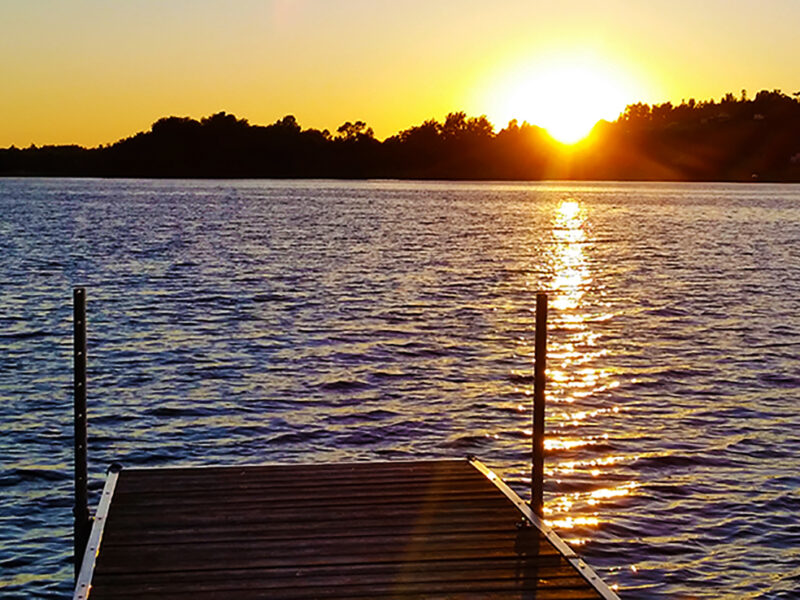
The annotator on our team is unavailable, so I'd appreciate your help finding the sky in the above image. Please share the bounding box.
[1,0,798,147]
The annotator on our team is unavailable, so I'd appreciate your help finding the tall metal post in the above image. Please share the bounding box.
[532,292,547,518]
[73,287,90,580]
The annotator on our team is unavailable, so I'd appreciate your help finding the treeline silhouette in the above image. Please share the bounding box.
[3,89,800,181]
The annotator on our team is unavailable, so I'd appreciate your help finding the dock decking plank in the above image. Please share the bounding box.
[90,558,583,586]
[81,459,612,599]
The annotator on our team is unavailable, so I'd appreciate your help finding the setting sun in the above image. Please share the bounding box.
[481,53,644,144]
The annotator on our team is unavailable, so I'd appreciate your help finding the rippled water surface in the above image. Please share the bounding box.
[2,178,800,598]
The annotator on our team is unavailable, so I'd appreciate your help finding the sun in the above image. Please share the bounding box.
[482,54,641,144]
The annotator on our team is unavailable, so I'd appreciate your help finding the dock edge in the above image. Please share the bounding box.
[73,465,121,600]
[468,456,621,600]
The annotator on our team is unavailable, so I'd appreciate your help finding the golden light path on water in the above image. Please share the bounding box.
[538,199,638,552]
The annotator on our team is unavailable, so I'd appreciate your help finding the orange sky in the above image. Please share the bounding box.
[1,0,798,147]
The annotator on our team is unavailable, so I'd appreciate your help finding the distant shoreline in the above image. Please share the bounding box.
[3,90,800,182]
[2,175,794,185]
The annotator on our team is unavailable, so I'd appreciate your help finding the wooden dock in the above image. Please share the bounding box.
[74,457,618,599]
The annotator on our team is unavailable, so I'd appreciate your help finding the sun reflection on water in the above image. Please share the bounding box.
[546,515,601,529]
[492,196,638,566]
[548,200,599,406]
[539,199,637,544]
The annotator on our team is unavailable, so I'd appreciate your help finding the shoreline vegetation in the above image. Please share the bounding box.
[2,90,800,181]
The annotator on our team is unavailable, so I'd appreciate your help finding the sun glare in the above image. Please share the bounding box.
[483,54,642,144]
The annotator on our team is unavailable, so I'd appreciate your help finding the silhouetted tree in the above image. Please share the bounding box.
[336,120,374,141]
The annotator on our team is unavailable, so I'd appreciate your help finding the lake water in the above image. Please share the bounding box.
[2,178,799,598]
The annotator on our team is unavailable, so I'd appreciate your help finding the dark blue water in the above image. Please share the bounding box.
[2,178,799,598]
